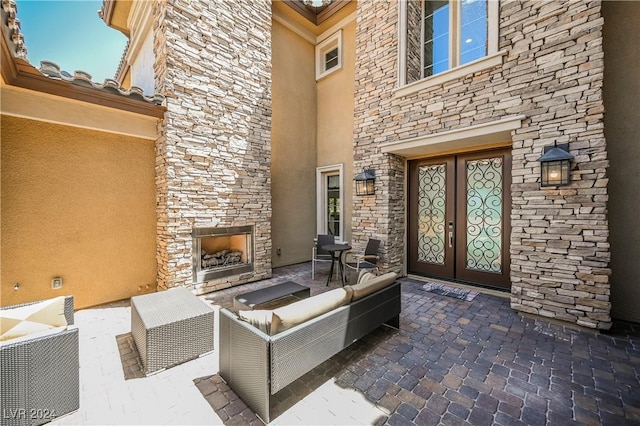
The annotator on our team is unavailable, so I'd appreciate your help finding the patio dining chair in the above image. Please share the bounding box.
[311,234,335,279]
[344,238,381,276]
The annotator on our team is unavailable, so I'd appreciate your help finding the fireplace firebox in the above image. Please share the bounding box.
[192,225,254,283]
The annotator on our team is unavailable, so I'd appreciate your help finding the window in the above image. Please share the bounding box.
[316,30,342,80]
[326,175,341,237]
[316,165,344,240]
[399,0,501,94]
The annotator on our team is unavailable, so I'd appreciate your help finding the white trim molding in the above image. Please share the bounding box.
[316,164,345,241]
[380,115,526,158]
[395,50,506,97]
[315,29,343,80]
[397,0,501,93]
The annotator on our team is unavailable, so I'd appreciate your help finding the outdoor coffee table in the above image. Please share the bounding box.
[233,281,310,311]
[131,287,214,374]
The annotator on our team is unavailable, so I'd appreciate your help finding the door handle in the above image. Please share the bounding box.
[448,231,453,248]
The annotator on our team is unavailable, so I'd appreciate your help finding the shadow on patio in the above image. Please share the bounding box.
[55,262,639,425]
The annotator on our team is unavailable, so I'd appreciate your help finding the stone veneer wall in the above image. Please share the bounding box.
[352,0,611,329]
[153,0,272,293]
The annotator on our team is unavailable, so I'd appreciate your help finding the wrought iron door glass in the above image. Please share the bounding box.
[417,164,446,264]
[465,157,503,272]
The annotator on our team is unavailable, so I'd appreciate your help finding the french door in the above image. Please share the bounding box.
[408,149,511,290]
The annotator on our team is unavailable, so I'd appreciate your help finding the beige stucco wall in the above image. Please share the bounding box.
[270,19,318,268]
[1,115,157,309]
[603,1,640,323]
[316,19,356,245]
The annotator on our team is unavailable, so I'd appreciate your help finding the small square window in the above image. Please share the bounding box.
[325,48,339,71]
[316,30,342,80]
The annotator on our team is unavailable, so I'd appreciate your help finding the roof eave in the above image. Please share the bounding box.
[1,34,164,118]
[99,0,130,37]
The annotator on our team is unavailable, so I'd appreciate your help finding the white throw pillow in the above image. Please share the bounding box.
[0,296,67,342]
[271,287,353,335]
[350,272,398,301]
[357,270,376,284]
[238,309,273,334]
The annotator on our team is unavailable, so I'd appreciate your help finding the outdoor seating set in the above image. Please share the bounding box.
[312,235,381,285]
[0,288,216,426]
[220,269,400,423]
[0,237,395,425]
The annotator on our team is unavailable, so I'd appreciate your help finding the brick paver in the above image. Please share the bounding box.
[54,263,639,425]
[202,264,640,425]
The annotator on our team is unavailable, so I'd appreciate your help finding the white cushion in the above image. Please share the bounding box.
[0,296,68,342]
[357,270,376,284]
[349,272,398,301]
[271,287,353,335]
[237,309,273,335]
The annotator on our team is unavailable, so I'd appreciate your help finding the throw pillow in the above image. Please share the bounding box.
[0,296,67,342]
[351,272,398,301]
[271,287,353,335]
[238,309,273,334]
[357,270,376,284]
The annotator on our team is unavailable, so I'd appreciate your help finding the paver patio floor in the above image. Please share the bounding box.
[53,262,640,425]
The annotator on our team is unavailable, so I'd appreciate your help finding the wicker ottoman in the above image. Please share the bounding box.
[131,287,214,374]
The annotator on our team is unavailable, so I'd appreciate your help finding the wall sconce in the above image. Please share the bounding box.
[537,143,574,187]
[354,169,375,196]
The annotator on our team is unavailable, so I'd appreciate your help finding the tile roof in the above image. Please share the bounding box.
[39,60,164,105]
[1,0,164,107]
[2,0,27,59]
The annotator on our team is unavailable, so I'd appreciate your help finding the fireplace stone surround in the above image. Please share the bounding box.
[152,0,273,294]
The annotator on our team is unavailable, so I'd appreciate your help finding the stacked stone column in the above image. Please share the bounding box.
[153,0,272,293]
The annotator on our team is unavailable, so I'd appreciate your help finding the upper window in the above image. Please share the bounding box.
[316,30,343,80]
[399,0,500,92]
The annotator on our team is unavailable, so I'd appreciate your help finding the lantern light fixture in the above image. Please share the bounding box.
[354,169,375,196]
[537,142,574,187]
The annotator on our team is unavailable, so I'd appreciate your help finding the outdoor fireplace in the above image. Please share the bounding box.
[192,225,254,283]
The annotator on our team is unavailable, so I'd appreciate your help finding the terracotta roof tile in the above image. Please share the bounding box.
[2,0,164,107]
[39,61,164,105]
[2,0,27,59]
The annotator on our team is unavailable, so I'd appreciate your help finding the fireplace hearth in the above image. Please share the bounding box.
[192,225,254,283]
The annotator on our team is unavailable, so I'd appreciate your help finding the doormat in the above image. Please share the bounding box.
[422,282,479,302]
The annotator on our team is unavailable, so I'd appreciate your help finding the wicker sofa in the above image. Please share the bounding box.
[1,296,79,426]
[219,272,401,423]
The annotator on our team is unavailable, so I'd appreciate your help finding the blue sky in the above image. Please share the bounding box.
[15,0,127,82]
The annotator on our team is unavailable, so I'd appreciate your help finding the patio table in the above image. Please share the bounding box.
[131,287,214,374]
[322,243,351,286]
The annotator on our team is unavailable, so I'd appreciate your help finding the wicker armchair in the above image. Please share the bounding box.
[1,296,79,426]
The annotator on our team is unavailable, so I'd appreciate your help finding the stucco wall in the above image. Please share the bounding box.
[316,20,356,245]
[1,115,157,309]
[131,30,155,95]
[603,1,640,323]
[271,20,317,268]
